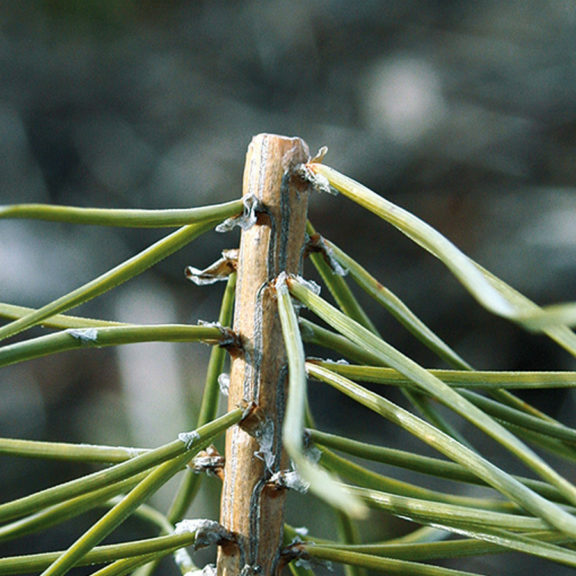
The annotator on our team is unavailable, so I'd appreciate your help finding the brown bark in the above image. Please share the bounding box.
[217,134,310,576]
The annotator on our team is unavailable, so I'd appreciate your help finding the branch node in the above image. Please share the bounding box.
[175,518,235,550]
[268,469,309,493]
[239,400,258,424]
[293,163,335,195]
[286,274,322,297]
[190,445,225,479]
[280,538,311,572]
[216,194,263,232]
[196,320,241,349]
[185,250,238,285]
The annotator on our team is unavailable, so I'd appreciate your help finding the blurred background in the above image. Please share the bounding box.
[1,1,576,574]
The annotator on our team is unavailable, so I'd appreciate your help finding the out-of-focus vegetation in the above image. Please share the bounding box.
[1,3,575,574]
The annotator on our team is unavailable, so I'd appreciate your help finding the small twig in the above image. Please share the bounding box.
[217,134,311,576]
